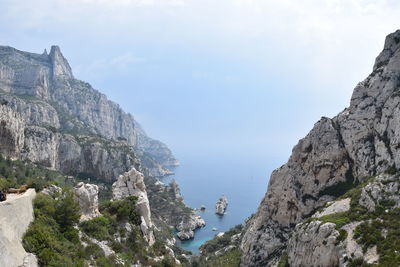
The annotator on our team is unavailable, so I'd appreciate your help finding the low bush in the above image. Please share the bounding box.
[99,196,141,225]
[80,215,116,241]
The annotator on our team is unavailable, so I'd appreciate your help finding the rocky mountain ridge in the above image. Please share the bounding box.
[0,45,178,179]
[240,29,400,266]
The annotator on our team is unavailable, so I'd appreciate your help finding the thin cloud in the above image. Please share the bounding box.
[74,53,145,78]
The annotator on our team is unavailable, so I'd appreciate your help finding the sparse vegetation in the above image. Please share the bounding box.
[304,174,400,266]
[277,253,289,267]
[200,224,243,254]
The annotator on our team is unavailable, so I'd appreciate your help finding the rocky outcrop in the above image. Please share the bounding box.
[41,184,62,196]
[358,174,400,212]
[145,178,205,241]
[176,215,206,241]
[215,194,228,215]
[112,169,155,245]
[0,189,38,267]
[177,230,194,240]
[241,30,400,266]
[170,179,183,201]
[73,182,101,221]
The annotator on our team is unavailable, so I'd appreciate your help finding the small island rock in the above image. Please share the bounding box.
[215,194,228,215]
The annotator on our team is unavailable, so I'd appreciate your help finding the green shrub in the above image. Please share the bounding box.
[337,229,348,243]
[99,196,141,225]
[277,253,289,267]
[80,215,115,241]
[200,224,243,254]
[23,192,85,266]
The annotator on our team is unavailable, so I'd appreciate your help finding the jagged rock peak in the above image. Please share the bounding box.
[374,29,400,71]
[49,45,73,79]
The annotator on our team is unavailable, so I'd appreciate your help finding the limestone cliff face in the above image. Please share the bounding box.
[0,189,38,267]
[0,106,138,181]
[241,30,400,266]
[0,104,24,159]
[0,45,176,178]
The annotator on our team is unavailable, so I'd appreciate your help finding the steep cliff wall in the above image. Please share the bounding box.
[241,29,400,266]
[0,189,37,267]
[0,103,138,181]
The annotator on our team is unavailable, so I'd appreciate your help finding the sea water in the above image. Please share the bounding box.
[161,154,280,254]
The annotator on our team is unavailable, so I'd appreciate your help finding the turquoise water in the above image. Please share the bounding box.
[161,155,280,254]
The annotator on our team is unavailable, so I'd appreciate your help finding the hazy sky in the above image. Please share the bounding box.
[0,0,399,165]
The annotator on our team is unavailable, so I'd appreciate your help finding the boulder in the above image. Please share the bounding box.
[41,184,62,197]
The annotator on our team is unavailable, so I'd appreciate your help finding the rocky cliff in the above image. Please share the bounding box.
[240,29,400,266]
[0,45,176,178]
[0,189,37,267]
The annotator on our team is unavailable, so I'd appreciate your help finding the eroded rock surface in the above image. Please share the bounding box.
[287,221,341,267]
[73,182,101,221]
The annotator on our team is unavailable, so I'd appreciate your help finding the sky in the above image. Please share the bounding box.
[0,0,399,166]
